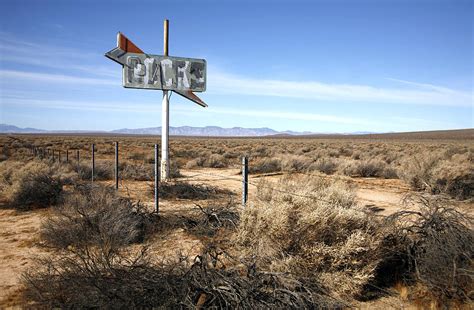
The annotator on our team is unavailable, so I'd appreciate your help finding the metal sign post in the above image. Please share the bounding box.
[161,19,170,180]
[105,19,208,183]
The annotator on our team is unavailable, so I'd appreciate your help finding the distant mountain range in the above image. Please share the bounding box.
[2,124,472,140]
[0,124,317,137]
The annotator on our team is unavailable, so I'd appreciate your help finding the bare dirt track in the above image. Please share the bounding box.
[0,205,49,306]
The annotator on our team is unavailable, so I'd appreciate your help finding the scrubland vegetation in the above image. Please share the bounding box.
[0,133,472,308]
[3,133,472,200]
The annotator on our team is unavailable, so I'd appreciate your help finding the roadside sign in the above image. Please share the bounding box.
[124,53,206,92]
[105,25,208,187]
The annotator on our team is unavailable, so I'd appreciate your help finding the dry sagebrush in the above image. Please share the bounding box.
[41,184,153,249]
[400,152,473,200]
[0,160,63,210]
[237,176,399,299]
[238,176,473,304]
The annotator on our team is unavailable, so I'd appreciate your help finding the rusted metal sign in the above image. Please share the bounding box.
[106,49,206,92]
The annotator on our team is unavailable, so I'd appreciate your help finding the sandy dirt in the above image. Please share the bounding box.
[0,205,50,306]
[0,168,471,307]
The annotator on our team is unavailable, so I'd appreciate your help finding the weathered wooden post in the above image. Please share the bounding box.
[52,149,55,162]
[154,144,159,213]
[114,142,119,190]
[91,144,95,182]
[242,156,248,207]
[58,150,61,163]
[66,149,69,163]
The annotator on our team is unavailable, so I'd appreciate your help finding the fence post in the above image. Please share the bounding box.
[66,149,69,163]
[242,156,248,207]
[52,149,55,162]
[154,144,159,213]
[58,150,61,163]
[91,144,95,182]
[76,150,80,173]
[114,142,119,190]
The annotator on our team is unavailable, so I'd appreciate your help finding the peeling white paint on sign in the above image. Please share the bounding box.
[122,53,206,92]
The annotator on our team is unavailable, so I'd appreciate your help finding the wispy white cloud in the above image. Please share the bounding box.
[390,116,458,128]
[0,33,116,77]
[202,107,370,125]
[0,70,117,86]
[1,33,471,108]
[209,70,472,107]
[385,78,463,94]
[2,96,370,125]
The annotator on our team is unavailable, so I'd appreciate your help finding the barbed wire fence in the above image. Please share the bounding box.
[18,141,352,213]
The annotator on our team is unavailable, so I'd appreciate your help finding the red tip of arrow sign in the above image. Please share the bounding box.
[117,32,144,54]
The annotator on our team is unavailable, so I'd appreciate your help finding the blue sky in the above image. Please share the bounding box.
[0,0,472,133]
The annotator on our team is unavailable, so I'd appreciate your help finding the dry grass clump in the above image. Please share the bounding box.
[185,156,205,169]
[238,176,396,298]
[430,153,473,200]
[120,162,154,181]
[340,159,397,178]
[308,157,339,174]
[400,152,473,200]
[77,160,113,180]
[248,157,282,174]
[0,160,24,193]
[186,155,227,169]
[280,155,312,172]
[0,160,63,210]
[388,195,473,304]
[41,184,153,249]
[153,181,233,200]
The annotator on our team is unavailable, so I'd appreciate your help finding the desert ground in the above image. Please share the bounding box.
[0,130,472,308]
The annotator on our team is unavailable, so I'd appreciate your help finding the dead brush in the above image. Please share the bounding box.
[23,244,343,309]
[41,183,154,249]
[150,181,233,200]
[180,202,240,237]
[387,194,474,304]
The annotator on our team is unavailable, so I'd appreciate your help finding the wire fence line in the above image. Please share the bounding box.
[23,143,343,210]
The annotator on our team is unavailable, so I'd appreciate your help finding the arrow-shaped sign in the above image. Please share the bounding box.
[105,32,207,107]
